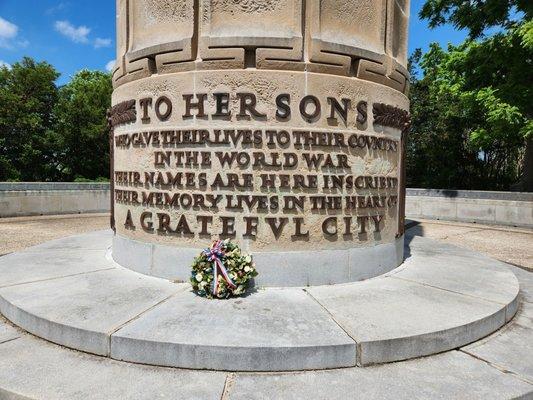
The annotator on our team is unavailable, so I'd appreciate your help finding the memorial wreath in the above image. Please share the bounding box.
[190,239,258,299]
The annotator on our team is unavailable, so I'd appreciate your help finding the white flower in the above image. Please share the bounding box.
[195,273,203,282]
[244,255,252,263]
[244,266,251,272]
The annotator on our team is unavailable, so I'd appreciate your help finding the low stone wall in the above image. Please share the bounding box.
[0,183,110,218]
[1,184,532,228]
[406,189,533,228]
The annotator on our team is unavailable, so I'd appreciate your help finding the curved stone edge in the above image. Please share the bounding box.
[307,236,521,366]
[0,232,522,372]
[1,324,532,400]
[0,297,109,356]
[357,294,517,366]
[0,237,357,372]
[110,339,356,372]
[112,234,405,287]
[108,288,357,372]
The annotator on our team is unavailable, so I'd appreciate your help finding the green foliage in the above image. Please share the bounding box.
[420,0,532,39]
[0,57,60,181]
[54,70,112,181]
[409,0,533,190]
[0,59,112,182]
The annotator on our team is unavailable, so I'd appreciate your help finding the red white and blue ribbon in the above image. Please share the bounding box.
[203,240,236,296]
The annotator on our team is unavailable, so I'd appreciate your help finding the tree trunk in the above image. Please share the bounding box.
[517,137,533,192]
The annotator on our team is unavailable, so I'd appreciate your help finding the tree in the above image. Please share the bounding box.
[407,49,485,189]
[0,57,59,181]
[419,0,533,190]
[53,70,112,181]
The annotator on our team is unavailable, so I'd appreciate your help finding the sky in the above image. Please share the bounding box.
[0,0,468,85]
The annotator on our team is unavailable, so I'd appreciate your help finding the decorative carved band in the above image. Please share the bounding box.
[113,0,410,94]
[107,100,137,128]
[373,103,411,132]
[106,99,136,233]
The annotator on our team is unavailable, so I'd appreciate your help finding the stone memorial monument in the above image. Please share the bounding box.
[109,0,411,286]
[0,0,523,384]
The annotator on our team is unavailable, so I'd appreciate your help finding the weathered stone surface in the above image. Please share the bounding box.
[114,234,405,287]
[0,317,19,344]
[0,268,183,355]
[463,302,533,382]
[0,247,112,288]
[112,234,152,276]
[405,190,533,227]
[111,288,356,371]
[226,351,533,400]
[1,324,532,400]
[24,229,112,252]
[394,236,519,307]
[513,266,533,304]
[110,0,410,286]
[0,189,110,218]
[114,0,409,88]
[307,276,511,366]
[0,336,226,400]
[0,232,522,370]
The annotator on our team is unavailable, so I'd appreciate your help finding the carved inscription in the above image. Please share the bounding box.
[112,93,408,246]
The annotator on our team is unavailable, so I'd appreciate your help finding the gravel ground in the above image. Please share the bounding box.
[0,214,109,255]
[0,214,531,270]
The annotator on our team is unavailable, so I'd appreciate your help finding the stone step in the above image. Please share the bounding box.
[0,231,520,371]
[1,317,532,400]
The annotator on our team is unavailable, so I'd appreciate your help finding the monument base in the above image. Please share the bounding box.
[0,231,519,371]
[112,234,405,286]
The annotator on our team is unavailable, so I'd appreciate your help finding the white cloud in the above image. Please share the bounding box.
[105,60,116,72]
[0,60,11,69]
[94,37,112,49]
[0,17,17,39]
[46,2,69,15]
[0,17,19,48]
[54,20,90,43]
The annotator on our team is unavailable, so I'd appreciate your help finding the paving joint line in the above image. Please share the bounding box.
[220,373,236,400]
[0,336,21,346]
[459,348,533,386]
[0,267,117,289]
[390,275,511,306]
[106,286,189,351]
[303,288,359,365]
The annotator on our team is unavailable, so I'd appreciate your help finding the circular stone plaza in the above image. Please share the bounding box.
[0,1,532,399]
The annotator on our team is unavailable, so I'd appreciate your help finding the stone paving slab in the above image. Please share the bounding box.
[395,236,519,308]
[1,316,532,400]
[0,248,112,288]
[0,240,532,398]
[21,229,112,252]
[0,231,522,371]
[513,267,533,304]
[0,335,226,400]
[0,316,19,344]
[111,288,356,371]
[226,351,533,400]
[0,268,183,355]
[307,277,511,366]
[463,300,533,383]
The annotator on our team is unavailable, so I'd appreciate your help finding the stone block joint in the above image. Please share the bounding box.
[112,0,410,94]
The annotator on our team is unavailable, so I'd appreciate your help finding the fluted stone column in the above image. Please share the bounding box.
[110,0,411,286]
